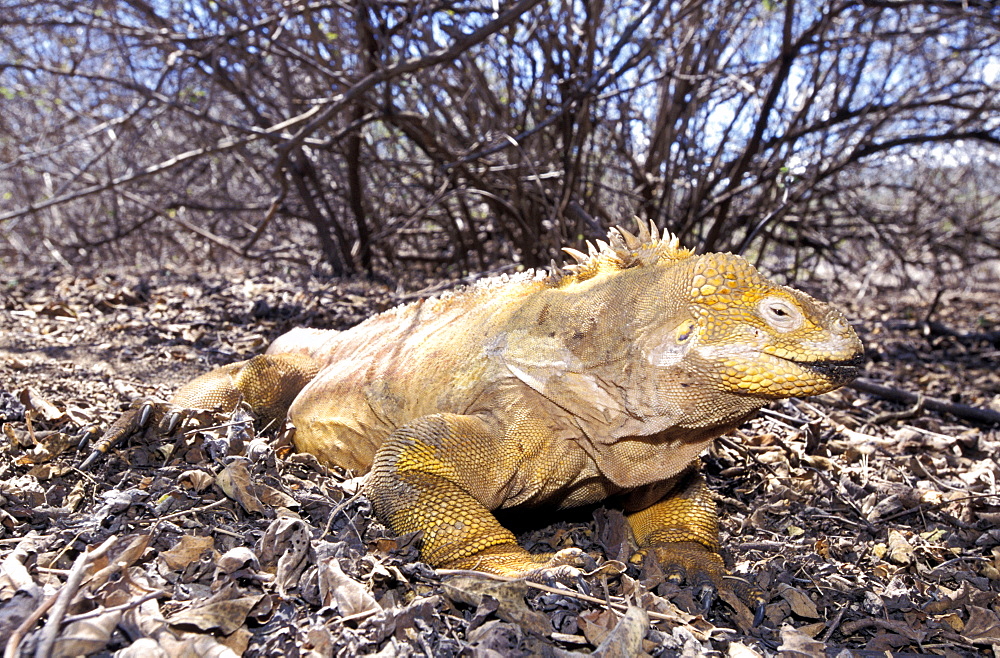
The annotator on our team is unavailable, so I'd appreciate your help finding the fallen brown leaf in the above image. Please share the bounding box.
[167,594,263,635]
[317,556,381,617]
[216,459,266,514]
[962,605,1000,645]
[777,584,821,619]
[160,534,216,571]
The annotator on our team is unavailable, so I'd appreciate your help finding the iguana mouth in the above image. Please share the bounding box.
[799,352,865,383]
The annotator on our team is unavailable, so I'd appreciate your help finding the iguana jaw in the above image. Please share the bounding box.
[798,351,866,384]
[711,345,864,398]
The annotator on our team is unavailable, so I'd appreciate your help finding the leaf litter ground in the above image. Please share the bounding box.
[1,266,998,657]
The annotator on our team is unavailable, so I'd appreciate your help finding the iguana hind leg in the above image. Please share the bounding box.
[367,413,595,579]
[626,468,765,621]
[84,352,320,467]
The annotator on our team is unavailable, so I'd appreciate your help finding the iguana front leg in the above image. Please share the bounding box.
[366,413,594,579]
[83,352,320,467]
[626,468,765,622]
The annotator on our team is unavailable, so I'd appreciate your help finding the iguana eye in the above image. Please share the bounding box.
[758,297,803,332]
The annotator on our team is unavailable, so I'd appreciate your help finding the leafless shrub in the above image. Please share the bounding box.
[1,0,997,286]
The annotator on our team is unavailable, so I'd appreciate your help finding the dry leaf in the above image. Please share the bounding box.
[160,633,242,658]
[304,623,335,656]
[590,606,648,657]
[776,584,821,619]
[110,637,168,658]
[167,594,263,635]
[936,612,964,632]
[19,388,64,422]
[0,588,43,644]
[256,483,299,509]
[441,574,550,637]
[217,547,259,575]
[318,557,380,617]
[119,581,170,642]
[3,356,30,370]
[216,460,266,514]
[887,529,915,565]
[777,623,826,656]
[178,469,214,492]
[717,582,758,633]
[160,534,215,571]
[36,302,78,319]
[258,515,311,594]
[795,621,826,638]
[962,605,1000,644]
[51,610,122,658]
[220,627,253,655]
[923,581,997,614]
[578,608,617,646]
[88,534,151,590]
[727,641,764,657]
[18,431,76,465]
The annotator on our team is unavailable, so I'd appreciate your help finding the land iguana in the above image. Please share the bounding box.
[88,221,864,618]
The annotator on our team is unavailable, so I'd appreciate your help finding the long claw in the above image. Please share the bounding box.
[138,402,153,428]
[163,411,181,434]
[637,543,766,622]
[696,583,716,614]
[77,425,97,451]
[79,449,102,470]
[553,547,596,572]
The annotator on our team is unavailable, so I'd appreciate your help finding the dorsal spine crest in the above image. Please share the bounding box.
[555,218,694,286]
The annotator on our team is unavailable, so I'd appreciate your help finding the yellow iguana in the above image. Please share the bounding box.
[90,221,863,618]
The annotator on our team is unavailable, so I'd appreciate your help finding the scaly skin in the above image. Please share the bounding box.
[89,221,864,612]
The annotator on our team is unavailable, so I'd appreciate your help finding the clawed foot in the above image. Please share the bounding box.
[524,548,627,589]
[631,541,766,626]
[81,398,205,469]
[442,545,625,591]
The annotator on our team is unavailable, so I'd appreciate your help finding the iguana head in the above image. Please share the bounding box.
[676,251,864,399]
[558,221,864,403]
[525,221,864,481]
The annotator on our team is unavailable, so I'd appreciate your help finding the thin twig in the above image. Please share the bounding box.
[435,568,727,629]
[135,497,230,526]
[0,536,54,546]
[820,604,848,643]
[33,535,117,658]
[60,589,168,625]
[4,592,57,658]
[323,488,365,539]
[877,491,1000,524]
[850,378,1000,426]
[0,107,322,225]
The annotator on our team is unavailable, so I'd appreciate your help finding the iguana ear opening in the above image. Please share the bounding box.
[641,315,701,369]
[674,319,696,344]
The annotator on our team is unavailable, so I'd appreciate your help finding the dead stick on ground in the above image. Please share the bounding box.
[60,589,168,625]
[4,593,56,658]
[32,536,117,658]
[849,378,1000,426]
[135,497,230,526]
[434,568,700,627]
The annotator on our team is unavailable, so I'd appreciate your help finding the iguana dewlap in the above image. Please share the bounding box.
[94,222,863,609]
